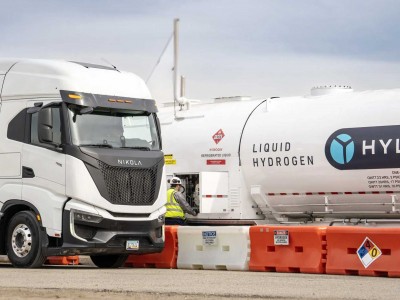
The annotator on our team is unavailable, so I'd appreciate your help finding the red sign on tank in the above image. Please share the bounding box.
[212,129,225,144]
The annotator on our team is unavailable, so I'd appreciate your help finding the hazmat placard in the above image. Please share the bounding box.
[274,230,289,245]
[357,237,382,268]
[212,129,225,144]
[202,230,217,246]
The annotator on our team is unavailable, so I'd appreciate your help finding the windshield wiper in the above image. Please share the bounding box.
[120,146,151,151]
[79,143,113,148]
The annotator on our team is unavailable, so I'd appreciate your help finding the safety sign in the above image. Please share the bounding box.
[164,154,176,165]
[357,237,382,268]
[202,230,217,246]
[274,230,289,245]
[212,129,225,144]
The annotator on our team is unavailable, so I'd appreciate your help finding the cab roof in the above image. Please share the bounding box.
[0,58,152,101]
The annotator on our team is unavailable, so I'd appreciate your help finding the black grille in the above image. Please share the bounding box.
[98,161,158,206]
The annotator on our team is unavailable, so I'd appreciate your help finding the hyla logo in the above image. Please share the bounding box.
[212,129,225,144]
[325,125,400,170]
[329,134,355,164]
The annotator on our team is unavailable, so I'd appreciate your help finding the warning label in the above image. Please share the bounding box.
[274,230,289,245]
[164,154,176,165]
[357,237,382,268]
[206,159,226,165]
[212,129,225,144]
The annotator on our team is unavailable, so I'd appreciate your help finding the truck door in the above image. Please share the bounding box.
[199,171,229,213]
[0,101,25,205]
[22,103,66,197]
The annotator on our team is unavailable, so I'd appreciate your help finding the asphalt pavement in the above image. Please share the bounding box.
[0,258,398,300]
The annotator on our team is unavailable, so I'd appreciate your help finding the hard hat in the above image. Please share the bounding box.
[170,176,182,185]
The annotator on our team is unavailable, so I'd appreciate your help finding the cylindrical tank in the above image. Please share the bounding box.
[240,88,400,218]
[160,88,400,221]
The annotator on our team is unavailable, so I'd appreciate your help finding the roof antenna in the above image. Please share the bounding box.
[101,58,120,72]
[146,32,174,83]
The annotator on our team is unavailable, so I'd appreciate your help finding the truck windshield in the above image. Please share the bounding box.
[68,106,161,150]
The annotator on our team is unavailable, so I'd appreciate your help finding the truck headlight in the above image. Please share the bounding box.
[72,210,103,224]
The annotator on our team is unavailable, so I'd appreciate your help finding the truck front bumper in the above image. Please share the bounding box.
[45,209,164,256]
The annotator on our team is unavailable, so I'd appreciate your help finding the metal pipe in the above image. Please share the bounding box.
[180,76,185,98]
[173,18,180,104]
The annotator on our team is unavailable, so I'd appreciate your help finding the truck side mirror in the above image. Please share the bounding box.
[38,107,54,144]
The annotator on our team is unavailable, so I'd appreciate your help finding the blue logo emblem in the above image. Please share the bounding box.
[329,134,355,164]
[326,125,400,170]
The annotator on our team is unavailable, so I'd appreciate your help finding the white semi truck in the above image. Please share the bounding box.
[0,59,166,268]
[159,86,400,225]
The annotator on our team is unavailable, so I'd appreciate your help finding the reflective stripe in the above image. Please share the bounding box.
[165,188,185,218]
[166,207,184,213]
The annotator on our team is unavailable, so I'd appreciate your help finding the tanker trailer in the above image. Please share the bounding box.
[158,87,400,225]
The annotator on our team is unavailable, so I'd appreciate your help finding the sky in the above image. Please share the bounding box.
[1,0,400,102]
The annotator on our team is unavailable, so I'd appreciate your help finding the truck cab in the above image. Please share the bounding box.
[0,59,166,268]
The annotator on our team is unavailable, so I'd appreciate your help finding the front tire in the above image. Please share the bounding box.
[90,254,128,268]
[6,211,46,268]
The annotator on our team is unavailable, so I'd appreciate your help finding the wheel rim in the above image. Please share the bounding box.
[11,224,32,258]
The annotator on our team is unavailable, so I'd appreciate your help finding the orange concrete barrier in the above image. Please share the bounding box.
[249,226,327,274]
[45,256,79,265]
[125,225,178,269]
[326,227,400,277]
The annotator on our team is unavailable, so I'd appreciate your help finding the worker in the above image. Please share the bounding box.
[165,176,197,225]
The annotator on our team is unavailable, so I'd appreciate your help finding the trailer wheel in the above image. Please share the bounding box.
[6,211,46,268]
[90,254,128,268]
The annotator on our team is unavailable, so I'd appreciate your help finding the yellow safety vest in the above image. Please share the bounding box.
[165,188,185,219]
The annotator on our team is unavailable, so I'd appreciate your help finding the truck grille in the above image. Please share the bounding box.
[98,161,158,206]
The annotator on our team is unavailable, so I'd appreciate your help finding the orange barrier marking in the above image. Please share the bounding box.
[125,225,178,269]
[326,227,400,277]
[45,256,79,265]
[249,226,327,274]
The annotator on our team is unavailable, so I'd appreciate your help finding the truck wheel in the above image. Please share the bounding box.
[6,211,46,268]
[90,254,128,268]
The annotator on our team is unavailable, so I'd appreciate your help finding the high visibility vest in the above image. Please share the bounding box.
[165,188,185,219]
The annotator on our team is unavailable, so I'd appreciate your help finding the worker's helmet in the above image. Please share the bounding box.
[170,176,182,185]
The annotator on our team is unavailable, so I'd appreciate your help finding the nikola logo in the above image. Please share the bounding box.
[329,134,355,164]
[117,159,142,166]
[325,125,400,170]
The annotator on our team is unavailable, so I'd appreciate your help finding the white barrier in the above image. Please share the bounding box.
[177,226,250,271]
